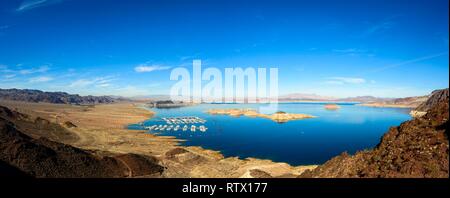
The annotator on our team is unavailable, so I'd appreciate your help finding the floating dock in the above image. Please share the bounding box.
[146,124,208,132]
[160,116,206,125]
[144,116,208,132]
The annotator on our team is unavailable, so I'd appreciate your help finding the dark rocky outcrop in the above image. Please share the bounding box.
[416,88,449,111]
[0,105,79,144]
[165,147,189,159]
[0,106,164,178]
[0,160,31,177]
[114,154,164,177]
[0,105,29,121]
[300,88,449,178]
[249,169,273,178]
[0,88,116,105]
[63,121,77,128]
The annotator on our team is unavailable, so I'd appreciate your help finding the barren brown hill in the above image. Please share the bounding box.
[358,95,429,108]
[0,106,164,178]
[416,88,449,111]
[299,88,449,178]
[0,105,79,144]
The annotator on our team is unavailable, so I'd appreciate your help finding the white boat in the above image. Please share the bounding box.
[160,125,167,131]
[182,125,188,131]
[174,125,180,131]
[166,125,173,131]
[199,125,207,132]
[145,125,157,130]
[190,125,196,132]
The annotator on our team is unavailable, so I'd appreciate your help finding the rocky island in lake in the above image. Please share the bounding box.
[207,108,316,123]
[324,104,340,110]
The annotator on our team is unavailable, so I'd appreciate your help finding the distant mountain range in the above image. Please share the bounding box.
[129,93,403,103]
[278,93,434,108]
[0,88,118,105]
[278,93,338,101]
[279,93,404,103]
[0,88,434,108]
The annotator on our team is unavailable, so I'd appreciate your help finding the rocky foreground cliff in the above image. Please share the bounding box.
[300,88,449,178]
[0,106,164,177]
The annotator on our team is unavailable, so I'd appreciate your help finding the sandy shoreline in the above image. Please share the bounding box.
[357,103,416,108]
[0,100,316,178]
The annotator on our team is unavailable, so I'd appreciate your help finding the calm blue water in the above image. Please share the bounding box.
[128,103,411,165]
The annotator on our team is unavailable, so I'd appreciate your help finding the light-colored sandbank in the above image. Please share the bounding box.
[357,103,417,108]
[207,108,316,123]
[0,100,316,178]
[358,103,430,118]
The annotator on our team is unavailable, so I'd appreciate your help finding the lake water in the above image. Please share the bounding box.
[128,103,411,166]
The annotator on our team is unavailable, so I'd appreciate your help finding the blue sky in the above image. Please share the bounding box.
[0,0,448,97]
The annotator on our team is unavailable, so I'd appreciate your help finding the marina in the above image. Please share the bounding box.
[142,116,209,133]
[161,116,206,124]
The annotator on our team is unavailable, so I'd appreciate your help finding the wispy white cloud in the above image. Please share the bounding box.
[19,65,49,75]
[332,48,374,57]
[114,86,152,97]
[358,16,399,38]
[1,73,17,82]
[3,74,16,79]
[69,79,92,87]
[29,76,53,83]
[16,0,64,12]
[364,21,393,36]
[326,77,366,85]
[367,51,449,74]
[0,65,13,73]
[134,64,171,73]
[324,80,345,85]
[333,48,366,53]
[69,76,115,88]
[97,83,111,87]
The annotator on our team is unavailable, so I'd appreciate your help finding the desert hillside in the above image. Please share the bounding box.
[0,108,164,178]
[299,88,449,178]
